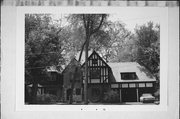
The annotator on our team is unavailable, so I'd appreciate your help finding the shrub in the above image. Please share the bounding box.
[103,90,119,103]
[154,89,160,100]
[36,94,58,104]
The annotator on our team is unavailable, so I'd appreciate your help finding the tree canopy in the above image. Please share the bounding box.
[25,14,67,103]
[25,14,66,84]
[135,21,160,78]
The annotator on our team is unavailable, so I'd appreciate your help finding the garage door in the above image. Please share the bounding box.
[121,88,137,102]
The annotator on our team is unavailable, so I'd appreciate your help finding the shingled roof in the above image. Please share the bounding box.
[108,62,156,82]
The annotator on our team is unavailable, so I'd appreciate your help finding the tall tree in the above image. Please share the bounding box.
[135,21,160,81]
[68,14,108,104]
[25,14,65,103]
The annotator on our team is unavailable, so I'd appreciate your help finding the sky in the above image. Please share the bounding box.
[51,8,163,32]
[109,14,160,32]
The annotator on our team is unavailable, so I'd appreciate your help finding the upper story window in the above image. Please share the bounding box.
[121,72,137,80]
[47,72,57,81]
[90,68,101,79]
[92,59,98,65]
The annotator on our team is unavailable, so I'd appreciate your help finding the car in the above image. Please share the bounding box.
[140,93,155,103]
[154,100,160,105]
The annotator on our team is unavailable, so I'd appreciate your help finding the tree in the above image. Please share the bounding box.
[67,14,108,104]
[135,21,160,93]
[25,14,65,103]
[135,21,160,74]
[95,21,136,62]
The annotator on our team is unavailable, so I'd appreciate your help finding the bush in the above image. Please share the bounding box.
[154,89,160,100]
[36,94,58,104]
[103,90,119,103]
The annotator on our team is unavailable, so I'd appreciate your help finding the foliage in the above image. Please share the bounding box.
[25,14,65,82]
[95,21,136,62]
[36,94,58,104]
[25,14,66,103]
[154,89,160,100]
[67,14,108,59]
[66,16,136,63]
[103,90,119,103]
[135,21,160,78]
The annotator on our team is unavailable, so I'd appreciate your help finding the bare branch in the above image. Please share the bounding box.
[56,28,62,35]
[92,14,105,35]
[90,15,94,34]
[82,14,87,29]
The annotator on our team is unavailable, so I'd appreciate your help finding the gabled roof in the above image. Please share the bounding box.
[81,50,111,68]
[108,62,156,82]
[62,58,81,74]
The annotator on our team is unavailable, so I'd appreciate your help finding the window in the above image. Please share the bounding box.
[47,72,57,81]
[90,68,101,79]
[146,83,153,87]
[52,72,57,81]
[111,84,118,88]
[45,88,57,95]
[92,59,98,65]
[121,72,137,80]
[76,88,81,95]
[51,74,57,81]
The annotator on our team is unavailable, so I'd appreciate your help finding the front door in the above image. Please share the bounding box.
[89,87,101,102]
[67,89,72,101]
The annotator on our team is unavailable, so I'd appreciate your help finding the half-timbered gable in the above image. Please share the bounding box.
[81,51,111,84]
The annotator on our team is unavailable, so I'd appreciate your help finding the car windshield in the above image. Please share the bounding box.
[142,94,152,96]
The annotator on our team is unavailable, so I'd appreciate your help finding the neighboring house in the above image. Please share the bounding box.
[26,71,63,101]
[62,58,83,103]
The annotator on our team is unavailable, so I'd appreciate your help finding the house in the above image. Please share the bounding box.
[38,50,156,103]
[76,50,156,102]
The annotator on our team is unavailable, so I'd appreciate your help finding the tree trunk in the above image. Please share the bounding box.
[31,70,39,104]
[31,80,38,104]
[84,35,90,104]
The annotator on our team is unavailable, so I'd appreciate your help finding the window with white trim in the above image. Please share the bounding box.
[121,72,137,80]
